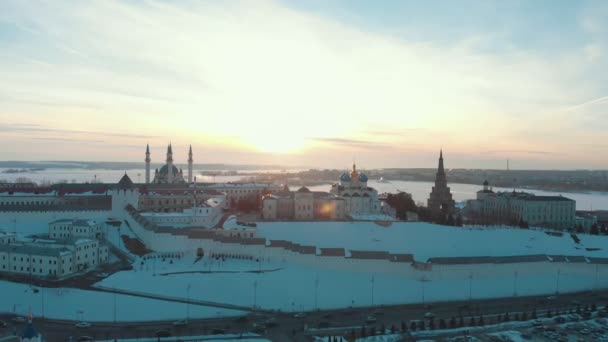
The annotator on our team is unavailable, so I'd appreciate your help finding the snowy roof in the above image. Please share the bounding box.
[0,244,70,257]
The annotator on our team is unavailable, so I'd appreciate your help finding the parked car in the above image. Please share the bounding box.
[264,318,278,328]
[97,272,109,278]
[211,328,226,335]
[365,316,377,324]
[554,316,567,324]
[0,320,7,328]
[424,312,435,319]
[155,330,171,337]
[318,321,330,328]
[293,312,306,318]
[77,336,94,342]
[12,316,26,323]
[172,320,188,326]
[75,322,92,329]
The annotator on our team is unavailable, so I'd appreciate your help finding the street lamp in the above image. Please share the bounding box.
[370,275,375,307]
[513,271,518,297]
[186,283,191,322]
[253,279,258,310]
[555,268,561,295]
[468,272,473,301]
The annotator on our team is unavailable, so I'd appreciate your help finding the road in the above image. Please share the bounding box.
[1,290,607,341]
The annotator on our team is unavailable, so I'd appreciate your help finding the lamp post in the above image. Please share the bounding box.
[555,268,561,295]
[186,283,191,322]
[113,287,117,323]
[253,279,258,311]
[370,275,375,307]
[314,275,319,311]
[468,272,473,301]
[513,271,518,297]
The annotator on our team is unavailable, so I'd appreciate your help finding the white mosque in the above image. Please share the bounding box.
[145,143,193,184]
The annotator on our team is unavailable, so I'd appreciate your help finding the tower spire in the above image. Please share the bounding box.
[437,149,445,175]
[145,144,151,184]
[187,144,193,183]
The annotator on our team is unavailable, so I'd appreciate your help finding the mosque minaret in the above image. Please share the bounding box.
[145,143,192,184]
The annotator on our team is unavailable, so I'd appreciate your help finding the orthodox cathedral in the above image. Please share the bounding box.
[145,143,194,184]
[330,163,380,215]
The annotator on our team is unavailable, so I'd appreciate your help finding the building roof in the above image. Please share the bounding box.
[588,257,608,264]
[522,195,574,202]
[389,253,414,263]
[0,243,71,257]
[349,250,389,260]
[117,173,135,189]
[428,254,548,265]
[268,240,295,248]
[297,245,316,254]
[297,186,310,193]
[320,247,345,257]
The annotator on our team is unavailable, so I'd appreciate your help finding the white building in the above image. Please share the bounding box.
[262,186,346,220]
[468,180,576,229]
[49,219,102,240]
[141,197,225,228]
[329,163,381,216]
[262,164,380,221]
[0,238,109,278]
[0,231,16,244]
[206,182,282,205]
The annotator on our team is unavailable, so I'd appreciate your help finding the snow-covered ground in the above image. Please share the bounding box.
[96,252,608,312]
[97,333,270,342]
[253,221,608,261]
[0,280,244,322]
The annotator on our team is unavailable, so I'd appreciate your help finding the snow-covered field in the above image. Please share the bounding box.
[252,221,608,261]
[0,280,244,322]
[96,252,608,312]
[3,213,608,317]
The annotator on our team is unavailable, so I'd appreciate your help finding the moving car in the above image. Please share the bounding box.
[75,322,92,328]
[172,319,188,326]
[155,330,171,337]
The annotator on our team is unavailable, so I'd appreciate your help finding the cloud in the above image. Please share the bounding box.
[0,123,160,139]
[0,0,606,168]
[481,150,562,156]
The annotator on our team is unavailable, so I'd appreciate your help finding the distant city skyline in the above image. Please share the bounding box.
[1,1,607,169]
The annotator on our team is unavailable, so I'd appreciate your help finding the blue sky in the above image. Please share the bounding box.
[0,0,607,169]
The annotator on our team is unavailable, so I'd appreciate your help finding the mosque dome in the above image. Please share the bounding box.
[159,164,180,176]
[359,173,368,182]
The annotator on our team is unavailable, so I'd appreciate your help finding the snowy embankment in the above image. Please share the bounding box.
[253,221,608,261]
[96,252,608,313]
[0,280,244,322]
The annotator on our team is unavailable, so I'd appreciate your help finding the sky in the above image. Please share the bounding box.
[0,0,607,170]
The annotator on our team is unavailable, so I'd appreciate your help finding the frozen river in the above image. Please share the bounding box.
[2,168,607,210]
